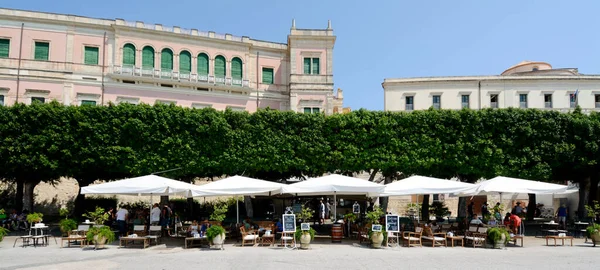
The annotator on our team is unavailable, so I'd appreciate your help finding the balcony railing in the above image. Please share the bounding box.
[545,102,552,108]
[432,103,440,110]
[461,102,469,109]
[110,65,249,87]
[570,102,576,108]
[490,102,498,108]
[519,102,528,108]
[405,104,414,111]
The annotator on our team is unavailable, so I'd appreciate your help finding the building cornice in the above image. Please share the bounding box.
[383,75,600,88]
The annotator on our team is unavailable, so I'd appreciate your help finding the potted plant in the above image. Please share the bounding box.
[0,208,6,220]
[83,206,109,225]
[26,212,44,224]
[366,206,386,248]
[295,206,316,249]
[86,226,115,249]
[429,201,450,222]
[59,219,78,236]
[294,227,316,249]
[207,201,229,249]
[487,227,510,249]
[0,227,8,242]
[586,224,600,247]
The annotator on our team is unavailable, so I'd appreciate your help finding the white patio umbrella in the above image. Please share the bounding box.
[281,174,385,220]
[379,175,475,196]
[459,176,569,201]
[190,175,286,224]
[81,175,216,213]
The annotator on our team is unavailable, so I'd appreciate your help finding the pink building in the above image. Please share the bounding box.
[0,8,346,114]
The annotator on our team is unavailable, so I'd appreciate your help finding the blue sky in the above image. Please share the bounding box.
[4,0,600,110]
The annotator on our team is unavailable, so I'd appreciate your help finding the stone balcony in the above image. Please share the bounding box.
[0,58,103,75]
[110,65,249,87]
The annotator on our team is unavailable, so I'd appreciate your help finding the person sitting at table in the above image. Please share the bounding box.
[187,220,199,237]
[470,214,484,226]
[132,213,145,225]
[243,217,253,231]
[274,219,283,232]
[200,219,211,235]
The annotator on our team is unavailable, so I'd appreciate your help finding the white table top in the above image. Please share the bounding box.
[574,222,589,225]
[544,222,559,226]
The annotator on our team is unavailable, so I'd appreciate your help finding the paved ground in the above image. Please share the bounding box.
[0,236,597,270]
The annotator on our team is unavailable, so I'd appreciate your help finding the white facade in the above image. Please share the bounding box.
[382,61,600,113]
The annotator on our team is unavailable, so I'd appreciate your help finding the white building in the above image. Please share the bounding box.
[382,61,600,112]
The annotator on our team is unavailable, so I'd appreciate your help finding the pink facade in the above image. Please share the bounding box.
[0,9,343,113]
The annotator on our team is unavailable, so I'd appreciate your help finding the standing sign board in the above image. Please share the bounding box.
[301,223,310,231]
[385,215,399,233]
[282,214,296,233]
[352,202,360,214]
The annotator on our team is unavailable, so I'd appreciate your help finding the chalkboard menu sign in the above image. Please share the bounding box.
[282,214,296,232]
[386,215,399,232]
[353,202,360,214]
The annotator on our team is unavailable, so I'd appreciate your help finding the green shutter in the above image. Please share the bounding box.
[197,53,209,75]
[231,57,242,79]
[34,42,50,61]
[84,46,99,65]
[0,95,4,106]
[179,51,191,73]
[312,107,320,113]
[214,55,226,77]
[0,39,9,58]
[81,100,96,106]
[312,58,320,74]
[161,49,173,71]
[262,68,274,84]
[303,58,311,74]
[142,46,155,68]
[122,43,135,66]
[304,107,311,113]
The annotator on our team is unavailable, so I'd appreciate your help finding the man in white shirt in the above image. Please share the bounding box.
[150,203,161,225]
[116,206,129,236]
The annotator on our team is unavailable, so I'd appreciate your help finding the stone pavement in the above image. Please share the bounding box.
[0,236,597,270]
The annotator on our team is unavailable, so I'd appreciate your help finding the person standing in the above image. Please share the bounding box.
[326,199,332,220]
[161,204,172,228]
[556,204,568,229]
[115,206,129,237]
[319,200,326,225]
[150,203,161,226]
[467,201,475,220]
[481,202,490,221]
[512,202,525,216]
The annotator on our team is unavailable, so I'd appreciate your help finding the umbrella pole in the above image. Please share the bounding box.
[236,197,239,225]
[334,192,337,223]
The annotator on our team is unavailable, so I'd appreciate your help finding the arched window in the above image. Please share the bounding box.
[197,53,209,76]
[142,46,155,68]
[214,55,226,78]
[179,50,191,74]
[231,57,243,81]
[161,48,173,71]
[122,43,136,67]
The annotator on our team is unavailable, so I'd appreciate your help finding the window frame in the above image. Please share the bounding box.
[83,46,99,65]
[80,100,97,106]
[519,94,528,108]
[461,95,470,109]
[31,96,46,104]
[262,67,274,85]
[432,95,441,109]
[0,94,4,106]
[0,38,10,58]
[303,57,321,75]
[34,41,50,61]
[490,94,499,108]
[405,96,414,111]
[544,94,553,108]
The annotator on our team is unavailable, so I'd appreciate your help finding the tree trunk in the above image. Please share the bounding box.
[367,169,379,182]
[421,194,430,222]
[526,194,536,221]
[378,175,393,213]
[15,179,24,212]
[160,196,169,206]
[589,172,599,205]
[578,176,591,220]
[244,196,253,218]
[458,197,467,218]
[22,180,40,212]
[73,192,86,218]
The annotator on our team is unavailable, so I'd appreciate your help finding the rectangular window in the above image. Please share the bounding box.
[432,95,441,109]
[405,96,414,111]
[34,41,50,61]
[303,57,320,75]
[570,93,577,108]
[304,107,311,113]
[519,94,528,108]
[303,107,320,113]
[0,39,9,58]
[31,97,45,104]
[544,94,552,108]
[0,95,4,106]
[81,100,96,106]
[490,94,498,108]
[461,95,470,109]
[312,107,320,113]
[596,94,600,108]
[84,46,99,65]
[262,68,274,84]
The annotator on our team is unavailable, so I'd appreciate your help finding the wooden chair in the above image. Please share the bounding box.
[402,227,422,247]
[261,225,275,247]
[131,225,146,236]
[60,225,89,248]
[240,226,259,246]
[421,226,447,247]
[358,226,370,244]
[147,225,162,245]
[464,226,487,248]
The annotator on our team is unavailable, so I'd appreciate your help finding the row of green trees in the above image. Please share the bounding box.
[1,102,599,219]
